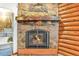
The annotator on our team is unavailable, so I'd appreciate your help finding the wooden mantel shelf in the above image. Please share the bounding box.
[18,49,57,55]
[17,20,59,23]
[16,15,59,23]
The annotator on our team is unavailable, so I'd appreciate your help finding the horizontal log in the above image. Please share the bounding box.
[59,7,79,15]
[59,47,79,55]
[59,31,79,36]
[60,15,79,20]
[59,26,79,31]
[59,39,79,46]
[59,42,79,51]
[60,11,79,18]
[59,4,79,11]
[58,50,74,56]
[59,35,79,41]
[60,16,79,22]
[58,3,70,8]
[60,21,79,26]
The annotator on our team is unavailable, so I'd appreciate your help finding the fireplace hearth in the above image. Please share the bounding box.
[25,29,49,48]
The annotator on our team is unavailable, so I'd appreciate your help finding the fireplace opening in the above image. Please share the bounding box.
[25,29,49,48]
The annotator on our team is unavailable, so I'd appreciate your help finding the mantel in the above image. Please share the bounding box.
[17,20,59,23]
[16,16,59,23]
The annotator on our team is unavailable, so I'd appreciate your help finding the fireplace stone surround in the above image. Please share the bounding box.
[17,19,59,48]
[16,3,59,55]
[16,15,59,55]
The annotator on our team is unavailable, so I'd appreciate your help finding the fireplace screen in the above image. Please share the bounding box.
[25,29,49,48]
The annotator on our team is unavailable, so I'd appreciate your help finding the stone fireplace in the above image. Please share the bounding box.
[16,3,59,55]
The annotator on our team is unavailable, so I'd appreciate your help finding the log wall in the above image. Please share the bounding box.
[58,3,79,56]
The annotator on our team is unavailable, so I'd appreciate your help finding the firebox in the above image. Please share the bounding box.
[25,29,49,48]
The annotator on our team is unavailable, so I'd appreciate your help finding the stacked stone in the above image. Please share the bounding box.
[16,3,58,21]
